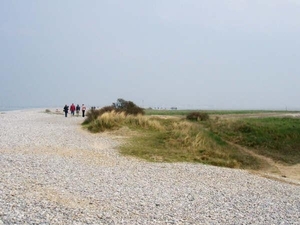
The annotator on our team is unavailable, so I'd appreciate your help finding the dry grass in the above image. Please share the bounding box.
[86,111,165,132]
[84,111,263,169]
[118,118,261,169]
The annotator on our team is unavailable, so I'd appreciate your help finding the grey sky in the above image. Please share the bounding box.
[1,0,300,110]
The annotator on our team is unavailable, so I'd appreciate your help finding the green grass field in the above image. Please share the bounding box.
[207,117,300,164]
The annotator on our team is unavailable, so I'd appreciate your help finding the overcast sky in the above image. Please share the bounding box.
[1,0,300,110]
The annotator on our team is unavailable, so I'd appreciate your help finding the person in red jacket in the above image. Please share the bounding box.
[70,103,76,116]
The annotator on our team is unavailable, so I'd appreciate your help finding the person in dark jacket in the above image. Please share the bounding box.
[63,104,69,117]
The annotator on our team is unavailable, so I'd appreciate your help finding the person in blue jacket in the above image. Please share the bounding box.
[76,104,80,117]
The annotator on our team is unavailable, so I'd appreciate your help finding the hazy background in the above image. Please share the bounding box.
[1,0,300,110]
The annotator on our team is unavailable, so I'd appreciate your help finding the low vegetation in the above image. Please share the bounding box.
[44,108,63,115]
[186,112,209,121]
[207,117,300,164]
[119,117,260,169]
[145,109,291,116]
[83,101,300,170]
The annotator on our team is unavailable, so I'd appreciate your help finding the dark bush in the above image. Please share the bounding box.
[82,108,101,124]
[186,112,209,121]
[83,99,144,125]
[98,106,115,115]
[83,106,114,125]
[112,98,144,115]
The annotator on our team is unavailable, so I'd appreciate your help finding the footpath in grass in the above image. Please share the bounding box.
[207,117,300,165]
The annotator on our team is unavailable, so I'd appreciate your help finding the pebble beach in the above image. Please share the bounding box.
[0,109,299,225]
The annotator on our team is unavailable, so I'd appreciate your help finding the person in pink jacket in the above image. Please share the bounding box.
[82,104,86,117]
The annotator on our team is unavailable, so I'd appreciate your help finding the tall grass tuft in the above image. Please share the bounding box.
[86,111,164,133]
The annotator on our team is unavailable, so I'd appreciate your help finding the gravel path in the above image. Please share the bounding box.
[0,109,299,225]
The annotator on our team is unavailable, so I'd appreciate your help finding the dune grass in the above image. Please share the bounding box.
[84,111,262,169]
[119,123,261,169]
[83,110,300,169]
[85,111,165,133]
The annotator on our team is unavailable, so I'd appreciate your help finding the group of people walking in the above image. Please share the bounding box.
[63,103,86,117]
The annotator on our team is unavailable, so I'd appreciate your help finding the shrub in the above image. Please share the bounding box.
[83,108,100,124]
[45,109,51,113]
[113,98,145,115]
[83,99,144,125]
[186,112,209,121]
[98,106,115,114]
[84,106,117,124]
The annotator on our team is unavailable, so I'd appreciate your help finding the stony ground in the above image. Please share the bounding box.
[0,109,299,224]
